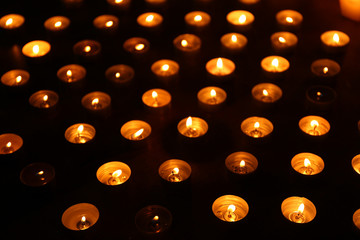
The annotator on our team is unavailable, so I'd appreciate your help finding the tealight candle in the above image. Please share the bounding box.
[241,116,273,138]
[353,209,360,230]
[81,91,111,111]
[212,195,249,222]
[177,116,208,138]
[310,59,341,79]
[93,15,119,30]
[173,34,201,52]
[0,14,25,29]
[184,11,211,27]
[158,159,192,182]
[251,83,282,103]
[123,37,150,54]
[226,10,254,30]
[135,205,172,234]
[340,0,360,21]
[1,69,29,86]
[151,59,179,77]
[351,154,360,174]
[0,133,23,154]
[142,88,171,108]
[29,90,59,109]
[137,12,163,28]
[65,123,96,144]
[206,57,235,77]
[225,152,258,175]
[320,30,350,53]
[299,115,330,136]
[107,0,131,9]
[20,162,55,187]
[276,10,303,29]
[197,86,227,105]
[120,120,151,141]
[306,85,336,109]
[44,16,70,32]
[261,55,290,76]
[62,203,99,231]
[238,0,260,4]
[96,161,131,185]
[105,64,135,84]
[270,31,298,53]
[291,153,325,175]
[73,40,101,58]
[221,33,248,52]
[281,197,316,224]
[57,64,86,83]
[22,40,51,58]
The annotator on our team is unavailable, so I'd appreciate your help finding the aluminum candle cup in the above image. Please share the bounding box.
[1,69,29,87]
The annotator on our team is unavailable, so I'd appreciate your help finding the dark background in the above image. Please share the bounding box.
[1,0,360,239]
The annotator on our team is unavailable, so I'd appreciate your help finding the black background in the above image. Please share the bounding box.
[2,0,360,239]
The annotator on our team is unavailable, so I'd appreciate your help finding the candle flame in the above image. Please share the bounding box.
[92,98,99,106]
[304,158,311,168]
[133,128,144,138]
[54,21,62,28]
[316,92,322,97]
[112,169,122,178]
[66,70,72,77]
[77,124,84,133]
[145,14,154,22]
[278,37,286,43]
[84,45,91,52]
[231,34,238,43]
[323,67,329,74]
[43,95,48,102]
[33,45,40,55]
[172,167,179,174]
[115,0,123,3]
[254,121,260,129]
[6,142,11,148]
[238,14,246,24]
[161,64,170,71]
[298,203,305,214]
[37,170,44,175]
[152,90,158,99]
[81,216,86,223]
[333,33,340,44]
[210,89,217,99]
[186,116,193,128]
[227,204,236,213]
[105,21,113,27]
[135,43,145,51]
[115,72,121,78]
[240,160,246,168]
[271,58,279,68]
[5,18,13,26]
[285,17,293,23]
[310,120,319,128]
[153,215,159,221]
[15,75,22,83]
[216,58,224,69]
[194,15,202,22]
[181,39,188,47]
[262,89,269,96]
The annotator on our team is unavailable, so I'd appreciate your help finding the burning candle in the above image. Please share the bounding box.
[142,88,171,108]
[22,40,51,58]
[299,115,330,136]
[306,85,337,109]
[121,120,151,141]
[270,31,298,53]
[173,34,201,52]
[1,69,30,86]
[238,0,260,4]
[0,133,23,154]
[177,116,208,138]
[105,64,135,84]
[225,151,258,175]
[57,64,86,83]
[221,33,248,52]
[226,10,254,30]
[281,197,316,224]
[261,56,290,75]
[241,116,273,138]
[20,162,55,187]
[184,11,211,27]
[29,90,59,109]
[251,83,282,103]
[310,59,341,79]
[151,59,179,77]
[65,123,96,144]
[158,159,192,183]
[321,30,350,53]
[73,40,101,58]
[137,12,163,28]
[107,0,131,8]
[197,86,227,106]
[93,15,119,30]
[123,37,150,54]
[96,161,131,185]
[44,16,70,32]
[62,203,99,231]
[340,0,360,21]
[351,154,360,174]
[135,205,172,234]
[212,195,249,222]
[291,153,325,176]
[276,10,303,29]
[81,91,111,111]
[0,14,25,29]
[206,57,235,77]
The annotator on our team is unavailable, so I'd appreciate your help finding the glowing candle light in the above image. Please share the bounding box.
[323,67,329,74]
[197,86,227,106]
[41,94,50,108]
[151,59,179,77]
[44,16,70,32]
[1,69,30,87]
[178,116,208,138]
[137,12,163,27]
[241,116,273,138]
[225,152,258,175]
[32,45,40,55]
[278,36,286,43]
[261,56,289,74]
[238,14,246,24]
[333,33,340,45]
[0,134,23,154]
[185,11,211,27]
[226,10,254,28]
[29,90,59,109]
[3,142,14,154]
[309,120,319,136]
[6,18,13,26]
[131,128,144,140]
[289,203,305,223]
[212,195,249,222]
[54,21,62,28]
[161,64,170,72]
[105,21,113,27]
[271,58,279,71]
[286,17,293,23]
[194,15,202,22]
[152,90,159,107]
[97,161,131,185]
[159,159,191,183]
[15,75,22,84]
[168,167,181,182]
[142,89,171,108]
[173,34,202,52]
[181,39,188,47]
[320,30,350,50]
[135,43,145,51]
[225,204,237,222]
[185,116,199,138]
[276,10,303,28]
[62,203,99,231]
[299,116,330,136]
[76,125,86,143]
[91,98,101,109]
[84,45,91,53]
[0,14,25,29]
[146,14,154,22]
[77,216,91,230]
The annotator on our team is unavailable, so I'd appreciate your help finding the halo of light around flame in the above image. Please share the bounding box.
[299,115,330,136]
[185,11,211,27]
[0,133,23,154]
[57,64,86,83]
[177,117,208,138]
[226,10,254,26]
[142,88,171,108]
[173,34,201,52]
[61,203,99,231]
[241,116,273,138]
[281,196,316,224]
[65,123,96,144]
[0,14,25,29]
[81,91,111,111]
[29,90,59,108]
[20,162,55,187]
[151,59,179,77]
[212,195,249,222]
[93,15,119,29]
[251,83,282,103]
[120,120,151,140]
[123,37,150,54]
[96,161,131,185]
[22,40,51,57]
[1,69,30,86]
[291,153,325,175]
[105,64,135,84]
[276,10,303,27]
[44,16,70,31]
[225,151,258,174]
[158,159,192,182]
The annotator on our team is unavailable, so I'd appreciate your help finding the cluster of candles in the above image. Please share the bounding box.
[1,0,359,235]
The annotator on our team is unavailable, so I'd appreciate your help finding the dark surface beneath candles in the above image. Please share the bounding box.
[1,0,360,239]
